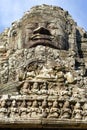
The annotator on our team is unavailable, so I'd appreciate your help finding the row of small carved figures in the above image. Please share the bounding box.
[20,81,49,94]
[20,81,85,100]
[20,82,64,96]
[20,81,68,95]
[0,99,87,120]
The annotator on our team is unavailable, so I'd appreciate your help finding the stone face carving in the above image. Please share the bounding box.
[7,5,73,51]
[0,4,87,128]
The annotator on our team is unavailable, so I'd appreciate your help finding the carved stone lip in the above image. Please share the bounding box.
[29,39,54,48]
[28,34,67,50]
[28,39,67,50]
[30,34,52,41]
[28,34,57,48]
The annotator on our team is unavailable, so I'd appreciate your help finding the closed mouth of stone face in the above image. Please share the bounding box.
[30,34,52,41]
[29,34,56,48]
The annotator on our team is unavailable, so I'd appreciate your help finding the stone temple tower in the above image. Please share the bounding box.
[0,4,87,129]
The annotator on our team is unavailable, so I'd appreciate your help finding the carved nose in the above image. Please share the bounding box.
[33,26,51,35]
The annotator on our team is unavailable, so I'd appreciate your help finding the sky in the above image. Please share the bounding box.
[0,0,87,33]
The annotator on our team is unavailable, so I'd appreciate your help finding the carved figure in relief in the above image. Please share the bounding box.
[42,100,49,118]
[20,81,30,94]
[31,82,39,94]
[61,101,71,119]
[10,100,19,119]
[40,82,48,95]
[19,101,27,118]
[26,100,32,118]
[30,100,39,118]
[37,101,43,118]
[0,100,7,119]
[48,100,60,118]
[36,62,58,80]
[72,102,82,120]
[82,103,87,121]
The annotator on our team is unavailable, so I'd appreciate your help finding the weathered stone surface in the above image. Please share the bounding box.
[0,4,87,128]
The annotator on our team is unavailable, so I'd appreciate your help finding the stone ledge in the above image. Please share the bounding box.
[0,119,87,128]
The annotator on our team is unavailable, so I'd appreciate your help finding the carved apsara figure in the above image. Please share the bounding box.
[48,100,60,118]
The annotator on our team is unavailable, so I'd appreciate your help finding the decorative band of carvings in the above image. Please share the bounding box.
[0,95,87,121]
